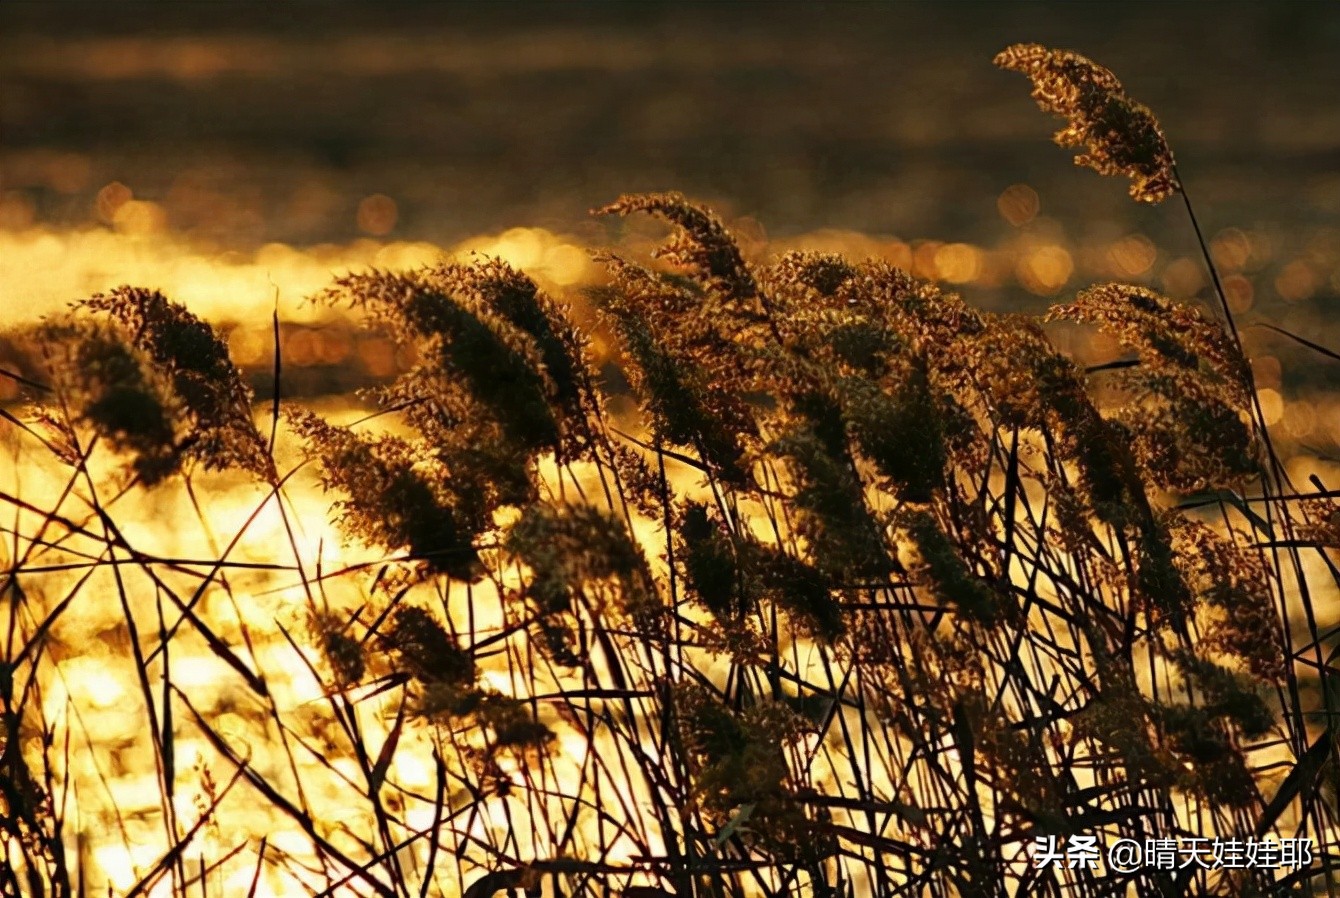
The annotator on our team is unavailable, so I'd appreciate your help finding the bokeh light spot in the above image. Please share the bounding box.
[356,193,399,236]
[1160,257,1205,298]
[1107,233,1156,276]
[997,183,1039,227]
[1250,355,1281,388]
[1017,244,1072,295]
[1222,273,1254,313]
[96,181,134,223]
[1257,388,1284,427]
[912,240,943,280]
[1276,259,1318,302]
[1210,227,1251,272]
[1282,400,1316,438]
[112,200,168,235]
[934,242,982,284]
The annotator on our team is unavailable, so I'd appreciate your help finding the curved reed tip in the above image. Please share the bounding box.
[995,43,1180,204]
[591,191,694,219]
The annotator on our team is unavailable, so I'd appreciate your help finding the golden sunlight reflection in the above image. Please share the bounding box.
[1015,243,1073,295]
[932,242,982,284]
[1257,388,1285,427]
[0,225,599,328]
[5,9,1340,892]
[3,203,1339,895]
[3,216,1335,365]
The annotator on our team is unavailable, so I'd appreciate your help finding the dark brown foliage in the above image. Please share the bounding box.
[18,287,271,484]
[288,410,483,580]
[5,43,1330,898]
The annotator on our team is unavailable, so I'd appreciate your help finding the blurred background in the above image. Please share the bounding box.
[2,10,1339,893]
[5,11,1339,895]
[2,1,1339,456]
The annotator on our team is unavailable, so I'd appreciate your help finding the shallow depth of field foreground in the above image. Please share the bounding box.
[3,29,1340,898]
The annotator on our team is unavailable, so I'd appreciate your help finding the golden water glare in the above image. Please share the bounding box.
[2,210,1340,895]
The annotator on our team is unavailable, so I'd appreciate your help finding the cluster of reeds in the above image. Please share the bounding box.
[2,44,1338,898]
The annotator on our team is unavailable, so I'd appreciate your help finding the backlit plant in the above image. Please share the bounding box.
[2,44,1336,898]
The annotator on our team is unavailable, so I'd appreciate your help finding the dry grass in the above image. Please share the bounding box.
[2,44,1339,898]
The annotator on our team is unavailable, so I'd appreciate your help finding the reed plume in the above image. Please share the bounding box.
[2,42,1335,898]
[994,43,1179,203]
